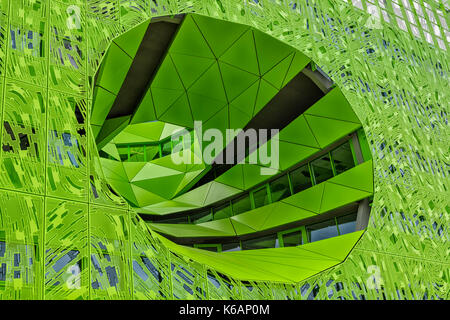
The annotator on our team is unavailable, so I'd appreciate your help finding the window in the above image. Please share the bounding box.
[252,186,270,209]
[222,242,241,252]
[336,212,357,235]
[290,165,312,194]
[213,203,233,220]
[190,209,213,224]
[194,244,221,252]
[311,154,334,184]
[231,195,252,215]
[130,146,145,161]
[161,141,171,157]
[279,228,303,247]
[331,141,355,175]
[145,145,160,161]
[241,234,279,250]
[307,219,338,243]
[157,215,189,224]
[270,175,291,202]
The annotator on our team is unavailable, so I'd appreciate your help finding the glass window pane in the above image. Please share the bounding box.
[190,209,213,224]
[307,219,338,242]
[222,242,241,252]
[332,141,355,175]
[336,212,357,235]
[252,186,270,209]
[156,216,189,224]
[290,165,312,194]
[161,141,171,157]
[130,146,144,161]
[311,154,334,184]
[281,230,302,247]
[241,234,279,250]
[195,245,219,252]
[232,196,251,215]
[213,203,233,220]
[145,145,160,160]
[270,175,291,202]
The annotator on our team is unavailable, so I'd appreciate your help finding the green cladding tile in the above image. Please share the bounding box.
[96,115,131,149]
[305,114,361,148]
[278,140,319,170]
[169,15,215,58]
[328,160,374,193]
[320,182,372,213]
[261,202,316,230]
[282,52,311,86]
[282,183,324,213]
[219,30,259,75]
[300,231,364,261]
[191,14,249,58]
[219,62,259,102]
[130,89,157,124]
[215,165,245,190]
[305,87,361,124]
[152,87,185,118]
[159,94,193,128]
[151,57,185,91]
[113,20,150,58]
[253,29,294,75]
[91,87,116,127]
[262,53,294,89]
[278,115,321,148]
[170,53,215,89]
[253,79,278,115]
[96,43,133,95]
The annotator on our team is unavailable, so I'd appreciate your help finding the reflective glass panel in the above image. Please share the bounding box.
[336,212,357,235]
[331,141,355,175]
[232,196,252,215]
[270,175,291,202]
[252,186,270,209]
[241,234,279,250]
[281,230,302,247]
[311,154,334,184]
[307,219,338,242]
[290,165,312,194]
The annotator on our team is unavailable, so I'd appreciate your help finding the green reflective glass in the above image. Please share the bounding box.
[290,165,312,194]
[157,216,189,224]
[307,219,338,243]
[241,234,279,250]
[195,244,220,252]
[311,154,334,184]
[213,203,233,219]
[232,196,252,215]
[336,212,357,235]
[222,242,241,252]
[281,230,302,247]
[331,141,355,175]
[252,186,270,209]
[190,209,213,224]
[270,175,291,202]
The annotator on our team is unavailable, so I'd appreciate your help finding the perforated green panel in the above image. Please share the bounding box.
[0,0,447,300]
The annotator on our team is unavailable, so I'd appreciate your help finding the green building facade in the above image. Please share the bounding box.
[0,0,448,300]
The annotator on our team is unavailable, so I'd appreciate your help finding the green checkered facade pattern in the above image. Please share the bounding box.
[0,0,448,299]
